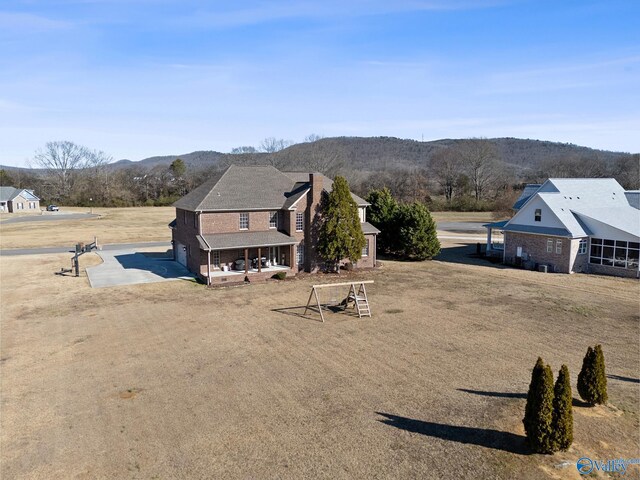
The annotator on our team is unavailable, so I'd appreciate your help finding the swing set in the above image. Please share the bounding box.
[304,281,373,322]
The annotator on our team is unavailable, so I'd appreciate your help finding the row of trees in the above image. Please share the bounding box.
[366,187,441,260]
[316,179,441,269]
[523,345,608,454]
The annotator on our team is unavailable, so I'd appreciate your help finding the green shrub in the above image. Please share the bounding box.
[551,364,573,451]
[523,357,555,453]
[577,345,608,405]
[271,272,286,280]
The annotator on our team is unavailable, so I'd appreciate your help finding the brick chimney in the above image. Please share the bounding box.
[309,172,323,207]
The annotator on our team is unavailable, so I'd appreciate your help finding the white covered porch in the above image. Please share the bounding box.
[483,220,507,258]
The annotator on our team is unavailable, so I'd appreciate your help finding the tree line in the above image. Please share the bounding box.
[2,136,637,210]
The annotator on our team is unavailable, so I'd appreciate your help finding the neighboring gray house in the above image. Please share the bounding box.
[485,178,640,278]
[0,187,41,213]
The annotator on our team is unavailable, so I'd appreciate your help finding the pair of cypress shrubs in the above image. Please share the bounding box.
[523,359,573,454]
[523,345,608,454]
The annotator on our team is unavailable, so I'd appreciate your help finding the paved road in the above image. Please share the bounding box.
[0,213,99,224]
[87,248,193,288]
[437,221,487,234]
[0,241,171,256]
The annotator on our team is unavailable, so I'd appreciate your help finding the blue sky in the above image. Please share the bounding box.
[1,0,638,166]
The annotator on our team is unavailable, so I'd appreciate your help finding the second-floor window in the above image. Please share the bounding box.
[296,212,304,232]
[269,211,278,229]
[239,212,249,230]
[534,209,542,222]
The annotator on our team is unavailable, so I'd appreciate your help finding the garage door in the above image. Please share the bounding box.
[175,242,187,267]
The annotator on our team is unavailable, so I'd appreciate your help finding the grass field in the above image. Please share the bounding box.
[0,207,492,250]
[1,237,638,479]
[0,207,175,249]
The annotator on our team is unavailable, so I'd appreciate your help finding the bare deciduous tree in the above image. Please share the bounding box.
[259,137,293,153]
[458,139,501,201]
[33,141,91,200]
[430,147,462,202]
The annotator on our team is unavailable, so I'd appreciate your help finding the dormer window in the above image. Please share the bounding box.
[534,209,542,222]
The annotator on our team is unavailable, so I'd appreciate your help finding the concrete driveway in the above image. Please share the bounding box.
[86,248,194,288]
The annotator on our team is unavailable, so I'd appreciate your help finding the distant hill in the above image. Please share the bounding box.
[2,137,633,176]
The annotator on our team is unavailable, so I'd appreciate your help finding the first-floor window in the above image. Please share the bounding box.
[296,243,304,265]
[555,240,562,254]
[546,239,553,253]
[212,250,220,268]
[578,239,588,255]
[362,240,369,257]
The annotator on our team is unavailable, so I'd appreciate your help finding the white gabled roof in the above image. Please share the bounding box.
[505,178,640,240]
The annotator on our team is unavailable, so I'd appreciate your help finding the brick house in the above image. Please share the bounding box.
[0,187,41,213]
[170,165,379,285]
[484,178,640,278]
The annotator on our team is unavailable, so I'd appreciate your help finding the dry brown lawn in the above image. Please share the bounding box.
[1,240,639,479]
[0,207,174,249]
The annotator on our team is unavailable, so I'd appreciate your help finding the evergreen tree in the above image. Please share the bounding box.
[170,158,186,178]
[577,345,608,405]
[523,357,555,454]
[365,187,398,254]
[551,364,573,451]
[318,176,366,272]
[394,202,441,260]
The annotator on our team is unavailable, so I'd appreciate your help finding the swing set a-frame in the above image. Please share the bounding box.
[304,280,373,322]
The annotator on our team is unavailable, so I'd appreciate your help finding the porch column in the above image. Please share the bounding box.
[244,248,249,274]
[206,250,211,286]
[486,228,492,251]
[258,247,262,273]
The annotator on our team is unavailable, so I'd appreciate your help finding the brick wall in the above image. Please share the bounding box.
[200,210,278,234]
[504,231,572,273]
[588,263,639,278]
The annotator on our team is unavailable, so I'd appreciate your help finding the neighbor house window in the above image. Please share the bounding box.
[29,202,36,209]
[578,239,588,255]
[239,212,249,230]
[17,202,24,210]
[212,250,220,268]
[546,239,553,253]
[296,212,304,232]
[362,241,369,257]
[590,238,639,270]
[534,209,542,222]
[296,243,304,265]
[269,211,278,229]
[556,240,562,254]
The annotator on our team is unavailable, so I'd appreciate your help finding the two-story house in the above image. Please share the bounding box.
[170,165,379,285]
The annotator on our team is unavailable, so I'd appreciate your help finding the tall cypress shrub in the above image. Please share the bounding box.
[577,345,608,405]
[551,365,573,451]
[523,357,555,453]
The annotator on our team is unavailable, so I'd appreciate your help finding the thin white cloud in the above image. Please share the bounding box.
[0,12,71,31]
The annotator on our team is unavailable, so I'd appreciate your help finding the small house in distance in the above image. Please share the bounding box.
[0,187,41,213]
[170,165,379,285]
[484,178,640,278]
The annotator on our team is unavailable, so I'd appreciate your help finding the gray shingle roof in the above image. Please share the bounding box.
[502,224,572,237]
[197,230,298,251]
[0,187,17,202]
[361,222,380,234]
[513,184,541,210]
[174,165,368,211]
